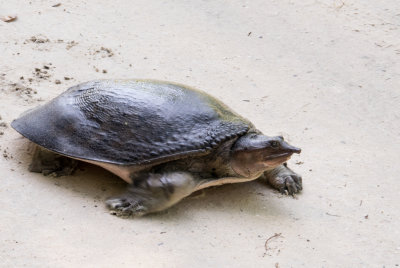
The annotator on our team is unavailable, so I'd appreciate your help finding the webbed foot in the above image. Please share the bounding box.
[263,164,302,195]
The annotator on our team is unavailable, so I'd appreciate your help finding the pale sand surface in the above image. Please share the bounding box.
[0,1,399,267]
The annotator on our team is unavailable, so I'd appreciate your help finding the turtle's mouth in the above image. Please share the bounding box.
[264,152,293,161]
[263,144,301,162]
[262,152,293,168]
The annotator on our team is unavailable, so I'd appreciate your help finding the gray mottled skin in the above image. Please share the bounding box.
[12,80,302,217]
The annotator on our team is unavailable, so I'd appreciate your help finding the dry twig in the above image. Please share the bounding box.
[264,233,282,252]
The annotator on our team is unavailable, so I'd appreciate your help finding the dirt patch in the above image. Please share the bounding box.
[25,35,50,44]
[7,82,37,101]
[0,115,7,136]
[23,35,79,51]
[2,147,13,159]
[33,65,53,80]
[90,46,114,58]
[65,40,79,50]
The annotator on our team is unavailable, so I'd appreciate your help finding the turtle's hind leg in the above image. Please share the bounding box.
[29,144,77,176]
[106,171,199,217]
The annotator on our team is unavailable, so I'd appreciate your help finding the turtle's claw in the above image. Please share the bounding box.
[264,165,303,195]
[284,174,302,195]
[106,197,147,217]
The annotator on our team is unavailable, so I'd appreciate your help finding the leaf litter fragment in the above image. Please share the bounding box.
[1,15,17,22]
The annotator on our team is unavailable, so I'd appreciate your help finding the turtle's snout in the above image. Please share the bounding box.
[291,146,301,154]
[280,140,301,154]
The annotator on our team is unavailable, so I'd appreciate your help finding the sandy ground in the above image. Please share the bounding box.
[0,0,399,267]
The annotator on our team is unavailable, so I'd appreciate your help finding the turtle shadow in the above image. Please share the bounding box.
[13,138,291,220]
[42,161,289,220]
[155,181,289,221]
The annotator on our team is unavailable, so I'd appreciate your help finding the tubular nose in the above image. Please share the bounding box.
[282,141,301,154]
[291,147,301,154]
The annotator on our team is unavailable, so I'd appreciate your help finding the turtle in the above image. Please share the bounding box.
[11,79,302,217]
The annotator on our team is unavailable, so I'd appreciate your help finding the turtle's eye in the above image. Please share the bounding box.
[270,141,279,148]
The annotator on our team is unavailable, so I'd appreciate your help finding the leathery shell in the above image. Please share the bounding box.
[12,79,253,165]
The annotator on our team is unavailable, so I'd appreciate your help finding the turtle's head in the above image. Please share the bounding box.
[231,133,301,177]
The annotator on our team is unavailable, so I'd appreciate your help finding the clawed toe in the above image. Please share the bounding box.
[268,174,303,196]
[285,177,298,195]
[105,198,147,217]
[283,175,302,195]
[264,164,303,196]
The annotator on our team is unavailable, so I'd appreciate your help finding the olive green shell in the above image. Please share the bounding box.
[12,80,253,165]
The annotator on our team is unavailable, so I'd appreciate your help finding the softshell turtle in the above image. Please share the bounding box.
[12,79,302,216]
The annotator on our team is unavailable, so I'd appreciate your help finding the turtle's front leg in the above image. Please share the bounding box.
[106,172,199,217]
[262,164,302,195]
